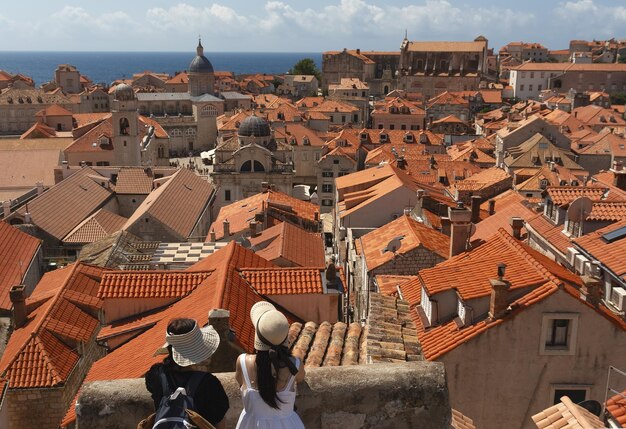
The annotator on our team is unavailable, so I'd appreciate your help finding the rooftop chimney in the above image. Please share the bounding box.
[470,195,481,224]
[208,309,231,341]
[2,200,10,219]
[510,216,524,239]
[611,160,626,191]
[223,219,230,238]
[488,199,496,215]
[249,220,259,238]
[209,229,216,242]
[489,263,510,320]
[580,274,602,306]
[36,181,44,196]
[448,202,473,258]
[10,284,27,329]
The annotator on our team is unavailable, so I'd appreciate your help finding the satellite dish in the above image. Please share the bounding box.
[567,197,593,222]
[577,400,602,417]
[384,236,403,253]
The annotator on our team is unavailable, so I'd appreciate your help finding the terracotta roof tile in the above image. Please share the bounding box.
[63,209,128,244]
[546,185,615,206]
[606,388,626,428]
[114,168,154,195]
[0,222,41,311]
[36,104,73,117]
[587,201,626,221]
[574,219,626,281]
[375,275,417,297]
[240,268,324,295]
[360,215,449,270]
[98,271,213,299]
[0,263,106,388]
[249,222,325,267]
[525,212,572,256]
[123,169,214,240]
[15,167,114,240]
[472,193,536,244]
[451,409,477,429]
[209,190,319,241]
[532,396,606,429]
[451,166,511,192]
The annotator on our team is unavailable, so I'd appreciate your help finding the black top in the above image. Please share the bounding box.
[145,363,229,426]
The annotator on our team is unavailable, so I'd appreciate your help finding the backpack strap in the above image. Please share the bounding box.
[184,371,205,399]
[158,366,172,396]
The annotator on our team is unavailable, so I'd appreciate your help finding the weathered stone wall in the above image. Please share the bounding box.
[76,361,451,429]
[7,337,105,429]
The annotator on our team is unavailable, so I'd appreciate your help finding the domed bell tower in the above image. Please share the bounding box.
[188,38,215,96]
[111,83,141,166]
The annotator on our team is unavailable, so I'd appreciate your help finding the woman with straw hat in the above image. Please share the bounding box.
[235,302,305,428]
[144,318,229,429]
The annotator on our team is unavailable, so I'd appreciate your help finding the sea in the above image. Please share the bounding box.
[0,51,323,86]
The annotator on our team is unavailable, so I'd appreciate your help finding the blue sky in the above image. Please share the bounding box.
[1,0,626,52]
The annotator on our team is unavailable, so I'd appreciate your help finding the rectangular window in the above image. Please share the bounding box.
[315,152,320,161]
[321,199,333,206]
[539,313,579,355]
[333,159,339,165]
[341,115,346,122]
[541,72,545,78]
[322,184,333,193]
[353,114,358,122]
[529,84,533,92]
[530,72,535,78]
[322,171,334,178]
[225,190,231,201]
[538,84,543,91]
[551,385,590,405]
[389,124,395,130]
[520,84,525,91]
[338,171,348,177]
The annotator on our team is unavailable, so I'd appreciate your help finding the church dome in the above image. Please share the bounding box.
[189,39,214,74]
[114,83,135,101]
[238,115,271,137]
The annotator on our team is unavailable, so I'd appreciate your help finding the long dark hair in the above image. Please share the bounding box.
[163,318,196,370]
[255,345,298,409]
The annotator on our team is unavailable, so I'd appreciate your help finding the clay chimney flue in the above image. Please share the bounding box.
[470,195,481,224]
[489,263,510,320]
[488,199,496,215]
[10,284,27,329]
[223,219,230,238]
[510,216,524,239]
[448,203,473,258]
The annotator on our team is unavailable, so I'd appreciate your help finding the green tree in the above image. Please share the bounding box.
[289,58,321,81]
[610,92,626,105]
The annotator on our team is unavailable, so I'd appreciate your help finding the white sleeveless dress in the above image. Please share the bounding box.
[235,354,305,429]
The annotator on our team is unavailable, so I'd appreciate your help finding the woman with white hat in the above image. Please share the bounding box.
[145,318,229,429]
[235,301,305,428]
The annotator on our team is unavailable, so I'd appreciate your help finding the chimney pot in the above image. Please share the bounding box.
[510,216,524,239]
[488,199,496,215]
[489,276,510,320]
[209,229,216,242]
[470,195,481,224]
[580,275,602,305]
[36,182,44,195]
[448,205,473,257]
[249,220,259,238]
[2,200,11,218]
[10,284,27,329]
[223,219,230,238]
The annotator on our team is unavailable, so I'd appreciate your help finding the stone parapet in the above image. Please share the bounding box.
[76,361,450,429]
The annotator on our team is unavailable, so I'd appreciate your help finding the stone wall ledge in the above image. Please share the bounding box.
[76,361,451,429]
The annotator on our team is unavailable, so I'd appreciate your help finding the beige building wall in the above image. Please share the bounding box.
[441,290,626,429]
[271,293,339,324]
[103,297,178,323]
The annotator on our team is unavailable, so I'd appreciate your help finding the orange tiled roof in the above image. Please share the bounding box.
[15,167,114,241]
[606,388,626,428]
[165,71,188,84]
[62,242,277,427]
[0,222,41,311]
[308,99,359,113]
[114,168,154,195]
[587,201,626,221]
[98,271,213,298]
[209,190,319,241]
[451,166,510,192]
[532,396,606,429]
[20,122,58,139]
[375,275,417,297]
[472,193,536,245]
[0,263,106,388]
[249,222,325,267]
[360,215,449,270]
[546,185,616,206]
[574,219,626,281]
[427,91,469,108]
[36,104,73,117]
[63,209,128,244]
[240,267,324,295]
[123,169,214,240]
[451,409,477,429]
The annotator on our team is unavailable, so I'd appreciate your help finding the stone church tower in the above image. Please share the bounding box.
[111,83,141,166]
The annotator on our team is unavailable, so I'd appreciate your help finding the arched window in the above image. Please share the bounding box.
[119,117,130,135]
[158,146,165,158]
[171,128,182,137]
[253,161,265,172]
[240,160,252,172]
[201,105,218,117]
[384,85,389,95]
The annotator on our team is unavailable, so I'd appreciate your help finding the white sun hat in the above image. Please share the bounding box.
[156,321,220,367]
[250,301,290,351]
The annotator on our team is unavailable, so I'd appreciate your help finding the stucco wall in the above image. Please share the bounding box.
[75,361,451,429]
[271,293,339,324]
[440,290,626,429]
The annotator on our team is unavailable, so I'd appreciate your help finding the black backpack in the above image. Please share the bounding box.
[152,368,205,429]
